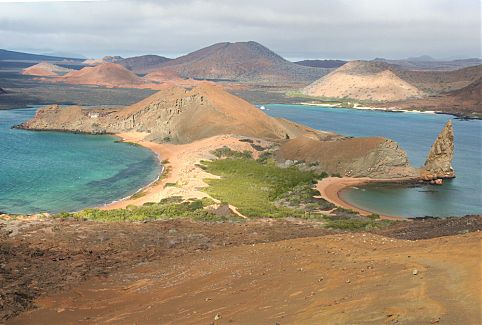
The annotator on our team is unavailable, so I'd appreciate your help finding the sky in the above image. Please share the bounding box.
[0,0,480,60]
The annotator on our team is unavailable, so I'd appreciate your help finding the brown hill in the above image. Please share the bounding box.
[146,41,329,85]
[276,135,417,178]
[379,78,482,115]
[302,61,426,101]
[118,55,172,74]
[21,62,73,77]
[20,83,327,144]
[396,65,482,94]
[58,62,145,88]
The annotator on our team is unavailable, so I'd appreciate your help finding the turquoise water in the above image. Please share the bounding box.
[0,108,160,214]
[266,104,481,217]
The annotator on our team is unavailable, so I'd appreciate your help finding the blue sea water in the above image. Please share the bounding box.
[0,107,160,215]
[266,104,481,217]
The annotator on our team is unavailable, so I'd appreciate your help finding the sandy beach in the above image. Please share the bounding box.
[103,132,267,210]
[316,177,418,220]
[105,132,418,219]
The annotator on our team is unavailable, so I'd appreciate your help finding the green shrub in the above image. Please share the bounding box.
[324,216,394,231]
[53,197,217,222]
[202,158,330,218]
[130,191,146,199]
[211,146,253,159]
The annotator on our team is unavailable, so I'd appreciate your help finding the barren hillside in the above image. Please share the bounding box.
[58,62,145,87]
[302,61,425,101]
[21,62,73,77]
[147,41,329,85]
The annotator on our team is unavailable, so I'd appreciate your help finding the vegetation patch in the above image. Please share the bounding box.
[130,190,146,199]
[324,216,395,231]
[323,208,392,230]
[54,197,225,222]
[211,146,253,159]
[202,157,331,218]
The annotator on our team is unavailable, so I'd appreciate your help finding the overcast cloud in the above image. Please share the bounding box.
[0,0,480,60]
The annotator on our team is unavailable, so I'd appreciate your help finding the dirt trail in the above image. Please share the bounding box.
[2,217,481,325]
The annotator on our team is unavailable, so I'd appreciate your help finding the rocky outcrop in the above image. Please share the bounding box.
[276,135,418,179]
[19,84,331,144]
[0,87,5,95]
[422,120,455,180]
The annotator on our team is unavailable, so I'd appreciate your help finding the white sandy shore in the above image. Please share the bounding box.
[298,102,439,114]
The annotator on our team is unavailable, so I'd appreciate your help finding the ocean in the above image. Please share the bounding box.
[266,104,481,217]
[0,107,160,214]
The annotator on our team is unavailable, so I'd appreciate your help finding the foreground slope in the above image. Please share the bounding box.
[7,227,481,325]
[146,41,329,84]
[302,61,425,101]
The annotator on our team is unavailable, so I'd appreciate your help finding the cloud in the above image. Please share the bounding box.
[0,0,479,59]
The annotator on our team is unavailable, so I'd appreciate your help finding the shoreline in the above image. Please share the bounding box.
[104,133,418,220]
[316,177,419,220]
[101,132,174,209]
[295,101,482,120]
[101,133,266,210]
[298,101,439,115]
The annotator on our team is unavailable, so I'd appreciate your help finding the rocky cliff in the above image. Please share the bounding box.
[276,135,418,178]
[422,120,455,180]
[19,84,330,144]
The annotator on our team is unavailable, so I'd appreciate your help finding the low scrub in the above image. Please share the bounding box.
[211,146,253,159]
[324,213,393,231]
[202,157,330,218]
[54,197,225,222]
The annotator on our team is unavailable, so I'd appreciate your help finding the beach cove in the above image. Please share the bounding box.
[0,108,160,215]
[267,104,481,217]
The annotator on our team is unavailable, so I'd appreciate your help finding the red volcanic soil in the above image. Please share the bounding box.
[148,41,328,84]
[21,62,73,77]
[58,62,145,87]
[2,216,481,324]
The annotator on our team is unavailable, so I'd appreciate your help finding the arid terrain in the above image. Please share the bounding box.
[302,61,426,101]
[1,44,481,117]
[1,216,481,324]
[1,41,481,325]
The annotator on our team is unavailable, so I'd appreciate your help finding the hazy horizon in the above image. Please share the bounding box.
[0,0,480,60]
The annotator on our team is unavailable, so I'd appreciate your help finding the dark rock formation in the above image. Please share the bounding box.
[0,87,5,94]
[422,120,455,180]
